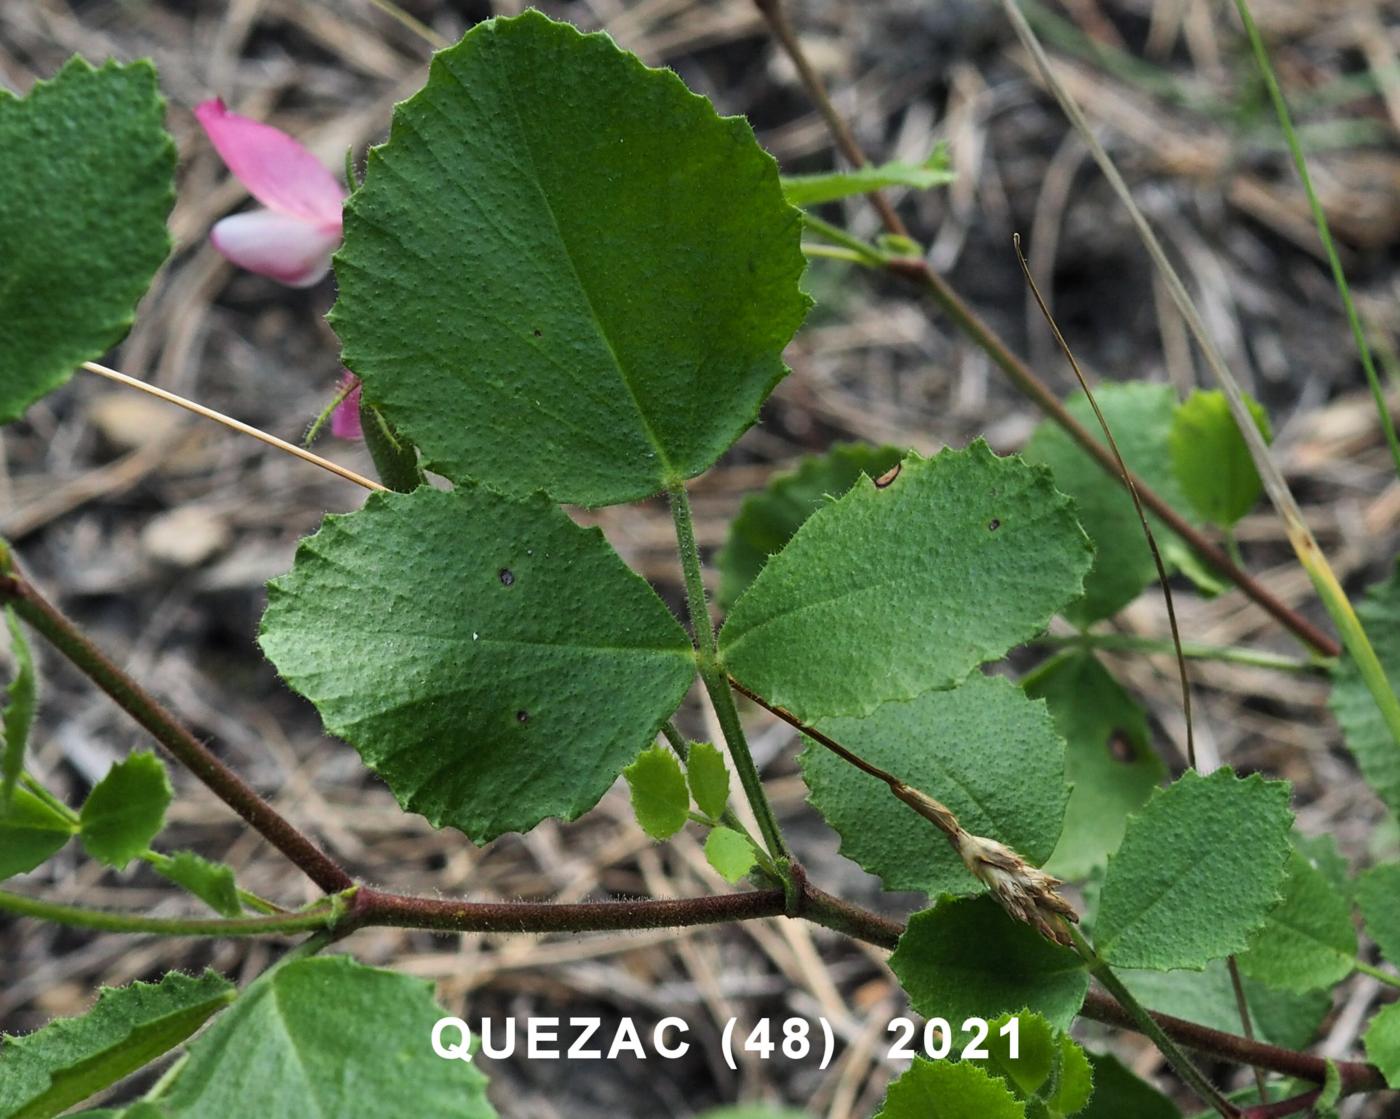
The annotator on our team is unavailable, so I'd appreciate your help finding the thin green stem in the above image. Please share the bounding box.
[0,888,350,937]
[801,242,872,265]
[1233,0,1400,480]
[1070,925,1241,1117]
[1355,960,1400,989]
[667,482,788,862]
[799,213,887,265]
[1034,632,1331,674]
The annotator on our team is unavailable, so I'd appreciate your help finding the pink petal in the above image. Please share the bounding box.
[195,98,345,229]
[331,378,363,440]
[209,210,340,287]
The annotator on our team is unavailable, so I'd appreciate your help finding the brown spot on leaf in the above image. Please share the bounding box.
[1108,730,1136,763]
[499,568,515,587]
[874,463,901,488]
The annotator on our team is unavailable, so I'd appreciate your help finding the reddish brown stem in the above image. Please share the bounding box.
[0,569,353,894]
[751,0,1340,659]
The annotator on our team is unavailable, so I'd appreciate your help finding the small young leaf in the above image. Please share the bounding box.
[2,606,38,808]
[1118,960,1330,1050]
[873,1056,1027,1118]
[333,11,809,507]
[1330,565,1400,818]
[0,58,174,422]
[1080,1054,1180,1119]
[782,150,953,207]
[1023,383,1201,625]
[1168,389,1272,528]
[0,970,234,1119]
[716,443,904,610]
[685,741,730,821]
[1238,850,1356,992]
[156,957,495,1118]
[259,486,694,842]
[704,827,757,884]
[1045,1033,1093,1115]
[79,751,172,870]
[0,786,77,880]
[800,673,1068,897]
[890,898,1089,1032]
[1364,1001,1400,1089]
[964,1010,1091,1115]
[721,442,1092,720]
[1024,651,1164,879]
[1356,862,1400,966]
[150,851,242,917]
[1093,768,1293,970]
[624,746,689,840]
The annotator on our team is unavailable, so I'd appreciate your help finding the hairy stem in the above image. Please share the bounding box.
[749,0,1340,659]
[0,888,348,937]
[668,482,788,862]
[0,563,353,894]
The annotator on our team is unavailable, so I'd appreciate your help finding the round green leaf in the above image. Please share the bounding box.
[1168,389,1271,528]
[332,12,809,506]
[0,786,75,880]
[720,442,1092,720]
[1093,768,1293,970]
[79,751,172,870]
[150,851,242,918]
[1238,850,1357,992]
[1023,383,1201,625]
[1364,1001,1400,1089]
[1025,652,1164,880]
[259,486,694,842]
[716,443,905,610]
[704,826,756,884]
[800,673,1068,897]
[157,957,495,1117]
[1330,564,1400,818]
[874,1059,1027,1119]
[624,745,688,840]
[0,58,174,422]
[890,898,1089,1032]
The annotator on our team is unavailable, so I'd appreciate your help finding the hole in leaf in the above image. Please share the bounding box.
[516,710,530,724]
[874,463,901,488]
[532,328,542,337]
[987,518,1001,531]
[499,568,515,587]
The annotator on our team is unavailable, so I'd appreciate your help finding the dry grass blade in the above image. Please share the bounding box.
[1013,233,1196,770]
[999,0,1400,760]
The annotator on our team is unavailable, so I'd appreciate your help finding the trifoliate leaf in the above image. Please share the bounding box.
[332,11,809,507]
[1080,1054,1179,1119]
[149,851,242,917]
[1093,768,1293,970]
[624,746,689,840]
[2,607,38,809]
[721,442,1092,720]
[1357,862,1400,967]
[260,487,694,843]
[1238,850,1356,992]
[0,58,174,423]
[716,443,904,610]
[1168,389,1271,529]
[1024,651,1164,879]
[685,741,730,821]
[0,786,75,879]
[704,826,756,884]
[1330,565,1400,818]
[157,957,495,1117]
[0,970,234,1119]
[800,673,1068,896]
[1023,383,1201,625]
[1364,1001,1400,1089]
[783,149,953,207]
[874,1058,1027,1118]
[891,898,1089,1032]
[79,751,171,870]
[1118,961,1330,1050]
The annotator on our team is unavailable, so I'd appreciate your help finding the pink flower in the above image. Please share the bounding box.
[331,375,363,441]
[194,99,345,287]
